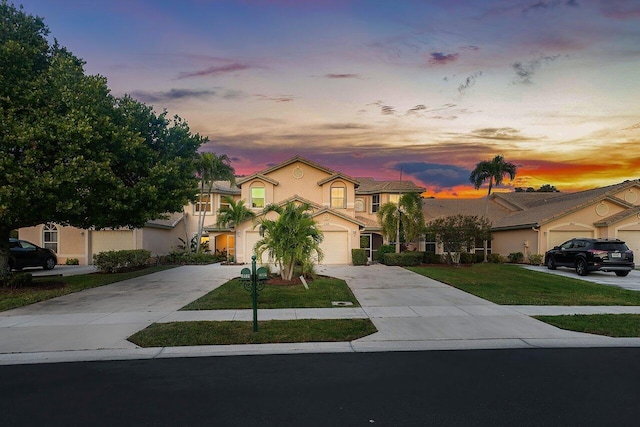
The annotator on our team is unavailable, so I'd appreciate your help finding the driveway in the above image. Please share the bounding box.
[523,265,640,291]
[318,265,598,350]
[0,264,238,353]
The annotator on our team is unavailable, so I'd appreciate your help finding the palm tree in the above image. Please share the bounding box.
[216,195,255,262]
[376,192,426,254]
[254,201,324,281]
[194,153,235,253]
[469,154,517,260]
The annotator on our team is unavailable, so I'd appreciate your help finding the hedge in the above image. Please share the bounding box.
[351,249,368,266]
[93,249,152,273]
[383,252,423,266]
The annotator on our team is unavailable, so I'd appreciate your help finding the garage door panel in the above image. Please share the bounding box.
[91,230,134,257]
[244,231,268,264]
[548,230,593,249]
[618,231,640,255]
[319,231,348,264]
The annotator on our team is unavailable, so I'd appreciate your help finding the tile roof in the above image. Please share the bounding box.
[355,177,424,194]
[145,212,184,229]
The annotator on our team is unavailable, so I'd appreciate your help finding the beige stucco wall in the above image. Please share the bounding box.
[18,224,88,265]
[492,229,539,259]
[141,227,185,255]
[538,200,629,253]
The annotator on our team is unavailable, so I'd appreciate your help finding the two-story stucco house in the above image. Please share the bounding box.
[18,156,425,265]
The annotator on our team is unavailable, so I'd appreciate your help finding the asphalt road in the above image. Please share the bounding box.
[2,348,640,426]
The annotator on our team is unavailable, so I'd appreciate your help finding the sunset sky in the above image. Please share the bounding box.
[17,0,640,197]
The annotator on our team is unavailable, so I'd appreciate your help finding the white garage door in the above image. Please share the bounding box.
[319,231,349,265]
[244,231,268,264]
[91,230,134,257]
[548,230,593,249]
[618,231,640,256]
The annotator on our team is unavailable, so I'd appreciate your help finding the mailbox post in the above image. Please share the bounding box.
[240,255,268,332]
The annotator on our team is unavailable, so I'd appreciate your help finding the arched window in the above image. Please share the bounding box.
[43,223,58,253]
[330,182,346,209]
[251,183,265,208]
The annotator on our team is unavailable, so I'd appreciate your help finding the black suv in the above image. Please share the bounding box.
[545,238,634,277]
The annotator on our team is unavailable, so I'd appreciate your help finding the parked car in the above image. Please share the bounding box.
[545,238,634,277]
[8,238,57,273]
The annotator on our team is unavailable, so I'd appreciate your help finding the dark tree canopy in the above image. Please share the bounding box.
[0,1,205,275]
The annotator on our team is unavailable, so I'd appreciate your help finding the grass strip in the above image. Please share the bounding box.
[128,319,377,346]
[535,314,640,337]
[408,264,640,306]
[181,276,359,310]
[0,265,175,312]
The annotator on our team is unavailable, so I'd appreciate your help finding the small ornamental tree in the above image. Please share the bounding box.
[0,2,204,277]
[426,215,492,265]
[254,201,324,281]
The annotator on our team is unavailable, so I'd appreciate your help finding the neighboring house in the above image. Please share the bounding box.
[423,179,640,261]
[18,156,424,265]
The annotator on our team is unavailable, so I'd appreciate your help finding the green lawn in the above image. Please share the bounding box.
[181,276,359,310]
[128,319,377,346]
[0,265,175,312]
[535,314,640,337]
[407,264,640,306]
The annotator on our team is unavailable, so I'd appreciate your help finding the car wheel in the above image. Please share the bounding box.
[546,257,556,270]
[615,271,630,277]
[43,257,56,270]
[575,259,588,276]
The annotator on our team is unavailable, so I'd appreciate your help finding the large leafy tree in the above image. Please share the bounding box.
[426,215,491,265]
[469,155,517,261]
[254,201,324,281]
[0,2,204,276]
[376,192,425,254]
[194,152,235,253]
[216,195,255,262]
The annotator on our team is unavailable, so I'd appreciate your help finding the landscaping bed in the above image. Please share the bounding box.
[181,276,360,310]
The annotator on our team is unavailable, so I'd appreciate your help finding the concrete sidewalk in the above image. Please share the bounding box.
[1,264,640,365]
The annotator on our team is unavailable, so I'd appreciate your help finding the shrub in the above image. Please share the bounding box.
[422,252,442,264]
[473,253,485,263]
[374,244,395,262]
[65,258,80,265]
[528,253,544,266]
[383,252,423,266]
[459,252,476,264]
[487,253,505,263]
[507,252,525,263]
[351,249,368,266]
[5,273,33,289]
[93,249,152,273]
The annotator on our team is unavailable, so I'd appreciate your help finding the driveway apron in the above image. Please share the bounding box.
[318,265,591,344]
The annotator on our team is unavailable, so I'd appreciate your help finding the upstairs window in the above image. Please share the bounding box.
[331,183,346,209]
[371,194,380,213]
[195,194,212,212]
[251,185,265,209]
